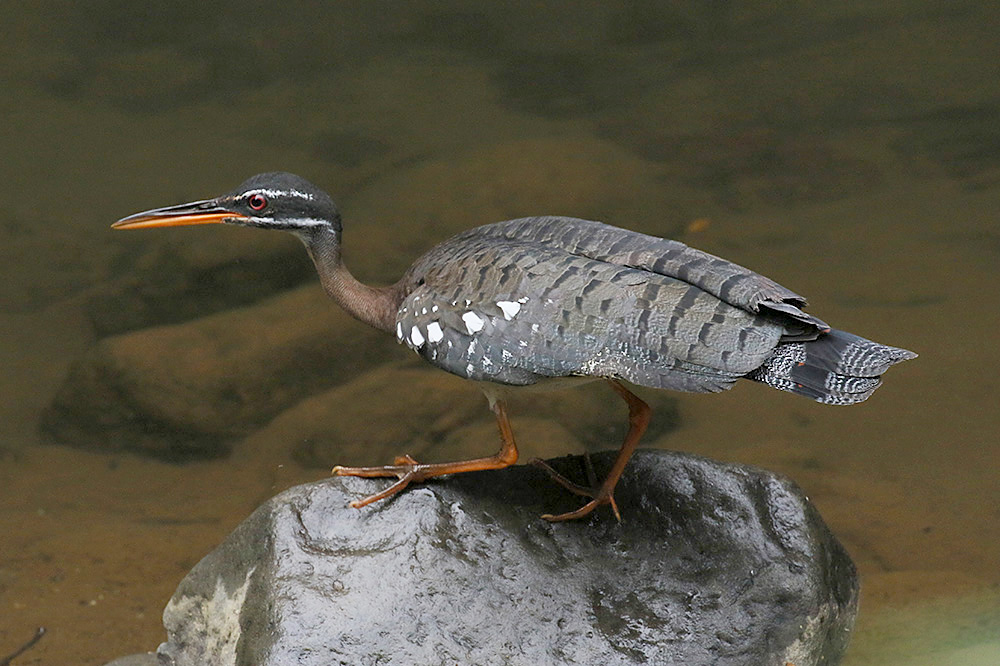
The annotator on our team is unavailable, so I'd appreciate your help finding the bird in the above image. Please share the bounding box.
[113,172,916,521]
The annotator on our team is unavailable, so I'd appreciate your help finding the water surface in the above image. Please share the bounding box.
[1,3,998,664]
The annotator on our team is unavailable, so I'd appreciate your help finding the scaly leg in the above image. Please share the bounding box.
[536,379,651,522]
[332,398,519,508]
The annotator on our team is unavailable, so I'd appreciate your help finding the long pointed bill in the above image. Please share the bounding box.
[112,199,251,230]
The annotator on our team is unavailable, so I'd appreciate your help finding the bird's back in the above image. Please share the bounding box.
[450,216,825,324]
[395,216,828,393]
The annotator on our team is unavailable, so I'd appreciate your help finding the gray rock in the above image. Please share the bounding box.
[41,286,397,460]
[102,654,160,666]
[154,450,857,665]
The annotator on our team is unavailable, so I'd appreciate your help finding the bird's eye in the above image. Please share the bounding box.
[248,194,268,211]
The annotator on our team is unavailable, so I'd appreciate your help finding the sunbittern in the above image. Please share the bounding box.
[114,172,916,521]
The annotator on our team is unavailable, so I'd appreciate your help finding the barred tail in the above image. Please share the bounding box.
[747,328,917,405]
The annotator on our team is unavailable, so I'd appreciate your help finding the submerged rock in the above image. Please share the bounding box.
[41,286,396,460]
[268,362,678,470]
[148,450,857,665]
[89,228,311,336]
[102,655,159,666]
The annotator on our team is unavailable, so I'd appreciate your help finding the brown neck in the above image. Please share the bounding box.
[301,228,403,334]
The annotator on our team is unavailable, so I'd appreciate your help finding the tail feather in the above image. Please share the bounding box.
[748,328,916,405]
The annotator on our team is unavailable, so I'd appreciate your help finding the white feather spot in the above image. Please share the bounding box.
[462,311,484,333]
[531,323,540,333]
[497,301,521,320]
[466,363,474,376]
[517,296,529,304]
[396,322,404,341]
[421,307,427,315]
[410,325,425,347]
[431,305,439,313]
[519,340,528,347]
[482,357,493,368]
[502,350,513,361]
[426,321,444,343]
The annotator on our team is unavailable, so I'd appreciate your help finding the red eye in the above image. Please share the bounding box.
[248,193,267,211]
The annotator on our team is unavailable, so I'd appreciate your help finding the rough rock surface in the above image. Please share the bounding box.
[150,449,858,666]
[41,286,396,460]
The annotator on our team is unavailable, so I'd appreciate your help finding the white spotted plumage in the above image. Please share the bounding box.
[394,284,540,383]
[410,325,425,347]
[462,311,485,333]
[496,300,521,320]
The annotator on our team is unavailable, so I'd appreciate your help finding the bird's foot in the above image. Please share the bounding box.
[332,454,429,508]
[541,494,619,522]
[530,455,620,522]
[530,456,597,497]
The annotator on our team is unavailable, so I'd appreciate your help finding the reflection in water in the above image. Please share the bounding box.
[0,3,998,664]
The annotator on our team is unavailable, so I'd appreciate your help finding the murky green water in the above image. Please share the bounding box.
[1,3,998,664]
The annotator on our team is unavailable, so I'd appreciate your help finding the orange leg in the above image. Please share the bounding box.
[534,379,651,522]
[332,398,519,508]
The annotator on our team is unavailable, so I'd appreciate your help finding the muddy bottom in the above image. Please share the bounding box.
[3,3,1000,665]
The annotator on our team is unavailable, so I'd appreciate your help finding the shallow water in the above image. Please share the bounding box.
[1,3,998,664]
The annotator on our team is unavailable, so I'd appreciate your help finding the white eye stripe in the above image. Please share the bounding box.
[244,188,315,201]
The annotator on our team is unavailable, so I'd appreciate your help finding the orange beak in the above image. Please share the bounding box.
[112,199,251,230]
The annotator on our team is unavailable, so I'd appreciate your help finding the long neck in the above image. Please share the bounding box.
[300,227,403,334]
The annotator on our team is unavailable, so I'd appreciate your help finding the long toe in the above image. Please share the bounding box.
[542,492,619,522]
[332,461,418,479]
[348,472,420,508]
[531,458,596,497]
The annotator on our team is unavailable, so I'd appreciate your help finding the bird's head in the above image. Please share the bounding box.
[112,172,341,237]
